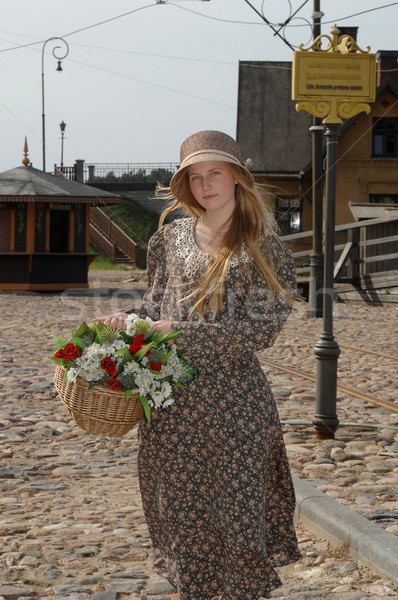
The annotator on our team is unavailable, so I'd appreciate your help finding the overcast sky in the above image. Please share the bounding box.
[1,0,397,173]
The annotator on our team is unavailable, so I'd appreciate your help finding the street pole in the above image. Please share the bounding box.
[308,0,324,318]
[312,123,341,439]
[41,37,69,172]
[292,24,376,440]
[60,121,66,170]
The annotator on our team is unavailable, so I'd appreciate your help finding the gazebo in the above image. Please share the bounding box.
[0,144,120,291]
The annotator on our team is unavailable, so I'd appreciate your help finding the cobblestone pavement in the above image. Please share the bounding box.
[0,270,397,600]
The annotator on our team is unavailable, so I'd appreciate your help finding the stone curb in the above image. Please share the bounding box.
[57,287,147,298]
[293,476,398,583]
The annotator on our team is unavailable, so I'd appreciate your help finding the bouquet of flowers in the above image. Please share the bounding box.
[50,314,197,425]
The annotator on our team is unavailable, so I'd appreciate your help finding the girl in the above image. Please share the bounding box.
[98,130,300,599]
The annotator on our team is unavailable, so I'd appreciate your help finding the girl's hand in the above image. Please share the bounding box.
[153,319,173,336]
[93,312,129,330]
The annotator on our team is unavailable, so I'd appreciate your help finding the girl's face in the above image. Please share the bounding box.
[187,161,237,215]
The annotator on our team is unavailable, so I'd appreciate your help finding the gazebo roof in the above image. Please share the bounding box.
[0,165,120,204]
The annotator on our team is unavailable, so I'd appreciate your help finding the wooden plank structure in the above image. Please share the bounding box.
[283,215,398,303]
[89,206,147,268]
[0,145,120,291]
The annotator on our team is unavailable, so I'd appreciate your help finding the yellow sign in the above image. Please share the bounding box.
[292,52,376,102]
[291,25,377,124]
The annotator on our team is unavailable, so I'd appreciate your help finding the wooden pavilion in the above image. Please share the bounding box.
[0,143,120,291]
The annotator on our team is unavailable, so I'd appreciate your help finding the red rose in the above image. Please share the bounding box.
[149,361,162,372]
[129,333,151,356]
[101,357,117,376]
[55,343,81,361]
[107,378,123,390]
[129,333,144,354]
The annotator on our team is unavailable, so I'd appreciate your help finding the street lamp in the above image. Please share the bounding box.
[41,37,69,172]
[59,121,66,170]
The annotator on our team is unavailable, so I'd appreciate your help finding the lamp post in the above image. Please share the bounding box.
[41,37,69,172]
[308,0,324,318]
[312,122,341,439]
[59,121,66,171]
[292,25,376,438]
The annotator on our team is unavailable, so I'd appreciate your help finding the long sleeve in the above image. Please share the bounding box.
[171,241,296,356]
[137,227,169,321]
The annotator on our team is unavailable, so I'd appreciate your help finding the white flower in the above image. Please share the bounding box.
[125,313,139,325]
[125,315,155,339]
[160,381,172,399]
[151,390,165,408]
[85,343,103,359]
[162,397,175,408]
[67,368,78,383]
[135,369,156,396]
[162,346,182,381]
[123,361,141,375]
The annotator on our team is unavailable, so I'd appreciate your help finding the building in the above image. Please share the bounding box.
[0,147,120,291]
[237,50,398,237]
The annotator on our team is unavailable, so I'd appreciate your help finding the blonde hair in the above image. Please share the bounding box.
[157,164,294,319]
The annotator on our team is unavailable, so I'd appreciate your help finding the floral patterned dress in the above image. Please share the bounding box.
[136,217,300,600]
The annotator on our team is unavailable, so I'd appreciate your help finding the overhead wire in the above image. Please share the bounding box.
[275,0,309,33]
[0,1,397,55]
[283,1,398,27]
[242,0,295,50]
[66,55,236,109]
[0,4,157,53]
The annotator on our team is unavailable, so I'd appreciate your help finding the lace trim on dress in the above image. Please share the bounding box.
[174,218,250,278]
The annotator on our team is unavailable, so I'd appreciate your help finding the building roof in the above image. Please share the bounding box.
[237,61,398,176]
[0,165,120,204]
[236,61,313,174]
[349,202,398,220]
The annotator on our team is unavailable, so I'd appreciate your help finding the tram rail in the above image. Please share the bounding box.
[261,358,398,413]
[281,331,397,362]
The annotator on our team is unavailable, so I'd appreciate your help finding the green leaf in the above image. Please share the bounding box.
[135,342,154,361]
[52,335,68,346]
[69,331,85,350]
[158,329,182,344]
[74,322,90,338]
[48,356,68,366]
[173,381,188,389]
[114,347,130,355]
[139,394,151,423]
[125,389,132,401]
[178,357,198,381]
[160,347,173,364]
[93,322,104,344]
[120,331,132,343]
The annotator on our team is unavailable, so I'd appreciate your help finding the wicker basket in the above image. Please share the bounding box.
[54,365,144,437]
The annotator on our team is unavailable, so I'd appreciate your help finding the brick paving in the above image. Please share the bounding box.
[0,270,397,599]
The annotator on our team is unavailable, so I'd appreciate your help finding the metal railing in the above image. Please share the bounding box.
[56,162,179,184]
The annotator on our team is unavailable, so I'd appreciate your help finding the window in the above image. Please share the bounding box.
[275,196,302,235]
[0,209,10,252]
[372,118,397,158]
[369,194,398,204]
[50,209,69,253]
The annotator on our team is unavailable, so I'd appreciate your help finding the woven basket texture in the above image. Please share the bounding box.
[54,365,144,437]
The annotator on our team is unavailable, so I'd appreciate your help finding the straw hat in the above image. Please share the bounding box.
[169,130,254,200]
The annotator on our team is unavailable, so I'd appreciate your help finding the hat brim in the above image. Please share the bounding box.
[170,151,254,200]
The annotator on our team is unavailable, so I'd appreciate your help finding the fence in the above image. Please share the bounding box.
[282,215,398,282]
[56,162,179,185]
[90,207,147,268]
